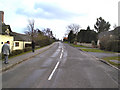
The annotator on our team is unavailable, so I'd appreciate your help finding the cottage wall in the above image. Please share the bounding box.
[0,35,14,53]
[13,41,31,50]
[0,22,1,35]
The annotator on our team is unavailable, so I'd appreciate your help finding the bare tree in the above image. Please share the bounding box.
[42,28,53,38]
[113,24,117,29]
[67,24,81,44]
[67,24,81,35]
[25,19,36,41]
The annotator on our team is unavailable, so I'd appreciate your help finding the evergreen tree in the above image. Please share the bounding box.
[86,26,90,30]
[77,29,97,43]
[94,17,111,33]
[68,30,75,43]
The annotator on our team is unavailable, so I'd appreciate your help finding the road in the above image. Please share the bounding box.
[2,42,119,88]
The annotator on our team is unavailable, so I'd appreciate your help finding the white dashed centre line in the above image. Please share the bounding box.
[48,48,64,80]
[48,61,60,80]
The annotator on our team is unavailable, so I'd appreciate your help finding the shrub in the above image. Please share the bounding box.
[23,47,31,52]
[36,38,54,47]
[105,40,120,52]
[91,40,96,48]
[9,50,24,57]
[2,47,32,59]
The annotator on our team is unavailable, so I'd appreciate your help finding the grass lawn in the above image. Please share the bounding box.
[102,56,120,66]
[71,44,90,48]
[80,48,115,53]
[64,41,68,44]
[66,42,116,53]
[102,56,120,61]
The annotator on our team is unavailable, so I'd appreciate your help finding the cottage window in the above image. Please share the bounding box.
[15,42,19,47]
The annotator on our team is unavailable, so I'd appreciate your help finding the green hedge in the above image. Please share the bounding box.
[2,39,55,60]
[36,38,54,47]
[9,50,24,57]
[2,47,32,59]
[23,47,32,52]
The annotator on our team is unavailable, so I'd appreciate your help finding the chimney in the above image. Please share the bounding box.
[0,11,4,23]
[0,11,4,34]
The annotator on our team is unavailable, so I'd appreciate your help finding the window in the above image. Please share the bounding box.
[15,42,19,47]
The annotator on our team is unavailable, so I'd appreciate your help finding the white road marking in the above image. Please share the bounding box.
[60,48,64,59]
[48,61,60,80]
[62,49,64,53]
[48,47,64,80]
[48,48,63,80]
[60,53,63,59]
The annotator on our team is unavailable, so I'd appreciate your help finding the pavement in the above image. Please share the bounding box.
[0,43,55,72]
[81,48,119,58]
[74,46,120,70]
[74,46,120,58]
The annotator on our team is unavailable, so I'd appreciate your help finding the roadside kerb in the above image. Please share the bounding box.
[1,43,54,73]
[81,50,120,71]
[69,44,120,71]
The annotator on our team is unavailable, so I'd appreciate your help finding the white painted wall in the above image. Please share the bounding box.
[13,41,31,50]
[0,35,14,53]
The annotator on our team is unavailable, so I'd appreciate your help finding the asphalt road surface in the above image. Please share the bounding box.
[2,42,119,88]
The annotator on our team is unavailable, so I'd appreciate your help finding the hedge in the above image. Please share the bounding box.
[2,47,32,59]
[105,40,120,52]
[100,40,120,52]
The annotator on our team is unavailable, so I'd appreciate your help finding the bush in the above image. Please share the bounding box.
[23,47,32,52]
[105,40,120,52]
[36,38,54,47]
[100,37,120,52]
[91,40,96,48]
[1,47,32,59]
[9,50,24,57]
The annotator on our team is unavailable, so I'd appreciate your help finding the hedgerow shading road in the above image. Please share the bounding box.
[2,42,119,88]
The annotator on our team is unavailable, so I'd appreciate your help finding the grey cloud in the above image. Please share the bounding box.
[16,8,33,17]
[16,2,86,20]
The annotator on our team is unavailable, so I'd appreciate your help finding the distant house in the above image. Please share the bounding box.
[0,11,31,53]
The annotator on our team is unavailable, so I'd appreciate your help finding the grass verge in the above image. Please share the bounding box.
[80,48,115,53]
[102,56,120,67]
[63,41,68,44]
[71,44,90,48]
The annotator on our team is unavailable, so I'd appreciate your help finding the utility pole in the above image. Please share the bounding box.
[118,1,120,26]
[0,11,2,60]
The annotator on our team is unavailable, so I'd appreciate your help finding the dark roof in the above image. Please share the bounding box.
[112,26,120,36]
[12,32,31,41]
[2,23,13,36]
[1,23,31,42]
[98,26,120,39]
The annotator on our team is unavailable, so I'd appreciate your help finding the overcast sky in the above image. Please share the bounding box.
[0,0,119,39]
